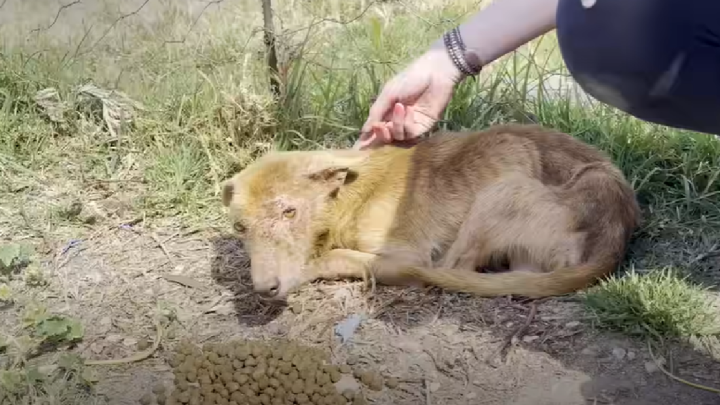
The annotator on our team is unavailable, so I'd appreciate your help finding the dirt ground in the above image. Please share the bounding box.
[3,216,719,405]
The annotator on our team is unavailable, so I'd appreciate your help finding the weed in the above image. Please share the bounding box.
[0,243,34,279]
[1,302,92,405]
[582,267,720,340]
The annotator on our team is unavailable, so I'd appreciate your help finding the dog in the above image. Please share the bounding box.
[221,124,641,301]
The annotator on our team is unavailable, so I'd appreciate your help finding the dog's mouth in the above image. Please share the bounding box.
[257,293,289,305]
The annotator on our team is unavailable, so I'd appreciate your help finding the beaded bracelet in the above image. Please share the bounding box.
[442,27,483,78]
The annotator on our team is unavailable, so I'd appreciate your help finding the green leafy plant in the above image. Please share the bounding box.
[0,242,35,277]
[22,305,85,346]
[0,283,13,303]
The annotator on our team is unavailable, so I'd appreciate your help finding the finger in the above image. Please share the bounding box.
[391,103,406,141]
[374,122,393,145]
[358,124,387,150]
[353,132,374,150]
[362,87,397,133]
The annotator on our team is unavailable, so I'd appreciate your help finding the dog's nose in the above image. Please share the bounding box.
[255,278,280,298]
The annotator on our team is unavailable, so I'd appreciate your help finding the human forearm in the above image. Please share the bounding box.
[431,0,559,69]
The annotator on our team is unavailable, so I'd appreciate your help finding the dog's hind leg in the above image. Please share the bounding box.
[439,175,585,274]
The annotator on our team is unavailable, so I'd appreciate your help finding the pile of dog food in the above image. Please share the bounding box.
[139,338,399,404]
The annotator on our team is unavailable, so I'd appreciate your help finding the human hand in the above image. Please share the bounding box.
[354,45,464,150]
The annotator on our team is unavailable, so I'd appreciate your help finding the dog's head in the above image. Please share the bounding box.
[221,150,365,301]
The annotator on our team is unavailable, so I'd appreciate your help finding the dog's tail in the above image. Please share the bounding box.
[396,255,618,298]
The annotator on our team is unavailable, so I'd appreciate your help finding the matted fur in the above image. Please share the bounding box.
[221,124,642,300]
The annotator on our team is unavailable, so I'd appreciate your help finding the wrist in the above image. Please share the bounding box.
[429,28,484,85]
[427,39,467,85]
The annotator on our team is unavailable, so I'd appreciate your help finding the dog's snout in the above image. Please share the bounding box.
[255,277,280,298]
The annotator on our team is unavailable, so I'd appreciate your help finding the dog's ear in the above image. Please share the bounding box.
[305,152,364,195]
[221,178,236,207]
[307,166,353,191]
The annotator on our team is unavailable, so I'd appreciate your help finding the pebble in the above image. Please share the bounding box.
[644,361,660,373]
[429,382,441,392]
[581,345,600,357]
[644,356,666,374]
[136,337,151,351]
[522,335,540,343]
[465,392,478,399]
[123,337,138,347]
[611,347,627,360]
[106,334,124,343]
[627,351,636,361]
[98,317,113,334]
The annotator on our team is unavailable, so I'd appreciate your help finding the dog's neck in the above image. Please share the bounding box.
[322,145,413,248]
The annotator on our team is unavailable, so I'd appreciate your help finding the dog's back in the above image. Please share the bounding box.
[384,124,641,297]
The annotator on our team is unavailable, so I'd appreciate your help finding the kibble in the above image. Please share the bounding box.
[139,337,397,405]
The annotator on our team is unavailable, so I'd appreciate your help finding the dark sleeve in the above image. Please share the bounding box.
[555,0,720,136]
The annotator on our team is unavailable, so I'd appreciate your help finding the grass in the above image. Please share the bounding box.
[582,268,720,340]
[1,0,720,402]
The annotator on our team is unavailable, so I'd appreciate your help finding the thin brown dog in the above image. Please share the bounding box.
[221,124,642,301]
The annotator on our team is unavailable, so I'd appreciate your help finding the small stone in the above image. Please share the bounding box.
[123,337,138,347]
[627,351,636,361]
[429,382,440,392]
[522,335,540,343]
[106,334,124,343]
[98,317,113,334]
[564,321,580,328]
[581,345,599,357]
[611,347,627,360]
[137,337,152,351]
[291,302,302,315]
[465,392,477,399]
[645,357,665,374]
[385,377,399,389]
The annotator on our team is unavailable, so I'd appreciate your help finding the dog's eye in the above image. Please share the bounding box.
[233,222,246,233]
[283,207,296,219]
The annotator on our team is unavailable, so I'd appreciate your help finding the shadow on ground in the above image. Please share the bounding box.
[627,224,720,291]
[209,233,286,327]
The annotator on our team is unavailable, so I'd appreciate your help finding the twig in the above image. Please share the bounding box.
[647,340,720,394]
[689,243,720,265]
[164,0,226,44]
[84,317,164,366]
[149,232,174,262]
[76,0,151,58]
[487,300,540,364]
[424,378,431,405]
[29,0,82,34]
